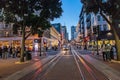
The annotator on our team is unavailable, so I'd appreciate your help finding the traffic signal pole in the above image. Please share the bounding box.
[96,25,99,55]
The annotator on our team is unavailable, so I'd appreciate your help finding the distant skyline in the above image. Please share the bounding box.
[51,0,82,40]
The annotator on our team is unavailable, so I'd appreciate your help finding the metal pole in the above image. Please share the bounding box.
[96,25,99,55]
[39,37,42,56]
[39,42,41,56]
[96,36,99,55]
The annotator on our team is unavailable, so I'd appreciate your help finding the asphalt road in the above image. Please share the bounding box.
[19,49,109,80]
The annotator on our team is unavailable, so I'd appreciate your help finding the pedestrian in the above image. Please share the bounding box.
[105,43,111,61]
[2,46,8,59]
[0,47,2,58]
[12,47,16,58]
[110,46,114,59]
[101,44,106,61]
[16,47,21,57]
[8,46,12,57]
[112,45,117,59]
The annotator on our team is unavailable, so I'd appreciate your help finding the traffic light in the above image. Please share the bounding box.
[93,27,97,34]
[93,25,100,34]
[97,25,100,35]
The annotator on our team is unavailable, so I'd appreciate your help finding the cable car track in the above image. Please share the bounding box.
[19,52,64,80]
[19,48,110,80]
[72,49,110,80]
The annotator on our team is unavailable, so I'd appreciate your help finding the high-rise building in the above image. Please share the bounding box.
[61,26,67,39]
[71,26,76,40]
[66,32,69,40]
[61,25,68,44]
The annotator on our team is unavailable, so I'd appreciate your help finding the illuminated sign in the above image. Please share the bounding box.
[34,39,40,43]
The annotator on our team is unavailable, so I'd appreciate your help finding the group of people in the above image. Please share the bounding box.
[101,43,116,61]
[52,46,58,51]
[0,46,21,59]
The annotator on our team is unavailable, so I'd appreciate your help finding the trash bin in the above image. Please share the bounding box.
[26,51,32,60]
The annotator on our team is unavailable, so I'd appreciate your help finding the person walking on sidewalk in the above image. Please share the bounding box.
[12,47,16,58]
[105,43,111,61]
[2,46,8,59]
[102,44,107,61]
[0,47,2,58]
[110,45,114,59]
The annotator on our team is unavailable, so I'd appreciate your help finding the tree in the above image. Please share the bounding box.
[0,0,63,62]
[81,0,120,60]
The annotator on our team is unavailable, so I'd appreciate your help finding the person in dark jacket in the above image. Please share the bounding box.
[0,47,2,58]
[2,46,8,59]
[110,46,114,59]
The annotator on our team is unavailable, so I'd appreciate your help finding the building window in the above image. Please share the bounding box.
[92,17,94,24]
[99,25,102,31]
[5,24,9,28]
[102,0,108,3]
[102,17,105,21]
[97,15,101,21]
[101,25,104,31]
[103,24,108,31]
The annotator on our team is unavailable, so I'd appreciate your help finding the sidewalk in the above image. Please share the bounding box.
[80,54,120,80]
[0,52,49,80]
[89,52,120,72]
[79,49,120,69]
[75,49,120,80]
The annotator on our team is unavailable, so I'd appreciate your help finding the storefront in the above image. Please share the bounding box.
[0,36,34,49]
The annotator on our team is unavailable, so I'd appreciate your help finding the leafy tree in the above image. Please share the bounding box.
[0,0,63,62]
[81,0,120,60]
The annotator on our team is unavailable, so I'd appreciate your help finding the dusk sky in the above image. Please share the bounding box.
[51,0,82,40]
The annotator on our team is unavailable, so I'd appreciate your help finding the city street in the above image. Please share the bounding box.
[0,0,120,80]
[0,47,120,80]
